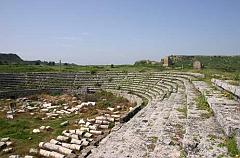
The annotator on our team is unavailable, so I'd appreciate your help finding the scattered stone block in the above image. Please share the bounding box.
[78,119,85,124]
[57,135,70,142]
[3,147,13,153]
[89,125,97,130]
[1,137,10,142]
[106,117,114,122]
[83,132,92,138]
[39,149,65,158]
[6,141,13,146]
[81,139,89,146]
[85,122,91,127]
[60,121,69,126]
[29,148,38,154]
[32,129,40,133]
[0,141,7,150]
[70,138,82,145]
[6,114,14,119]
[107,107,114,111]
[99,125,109,129]
[39,142,73,155]
[80,127,89,132]
[40,126,46,130]
[24,156,34,158]
[87,118,95,122]
[50,139,61,145]
[95,116,106,120]
[111,114,120,118]
[90,130,103,135]
[62,142,82,151]
[9,155,20,158]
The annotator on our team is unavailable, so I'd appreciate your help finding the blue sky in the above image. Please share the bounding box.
[0,0,240,64]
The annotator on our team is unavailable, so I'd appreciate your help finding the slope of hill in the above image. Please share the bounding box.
[170,55,240,72]
[0,53,24,64]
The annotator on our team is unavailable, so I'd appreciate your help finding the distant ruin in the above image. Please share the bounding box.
[162,56,172,67]
[193,60,202,70]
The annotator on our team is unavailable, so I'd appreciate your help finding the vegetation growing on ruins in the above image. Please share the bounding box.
[176,105,187,118]
[196,94,213,118]
[222,90,235,100]
[225,135,240,157]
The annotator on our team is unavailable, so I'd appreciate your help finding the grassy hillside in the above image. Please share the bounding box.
[0,64,164,73]
[171,55,240,72]
[0,54,239,82]
[0,53,23,64]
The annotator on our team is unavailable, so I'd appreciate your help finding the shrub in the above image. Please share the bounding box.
[90,69,97,75]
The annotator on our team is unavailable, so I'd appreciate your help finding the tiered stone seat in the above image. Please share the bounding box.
[1,71,238,157]
[90,75,226,158]
[183,80,228,157]
[212,78,240,100]
[88,73,229,158]
[193,81,240,151]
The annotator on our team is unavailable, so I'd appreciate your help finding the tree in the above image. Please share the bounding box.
[35,60,41,65]
[48,61,55,66]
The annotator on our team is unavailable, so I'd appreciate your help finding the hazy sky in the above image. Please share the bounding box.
[1,0,240,65]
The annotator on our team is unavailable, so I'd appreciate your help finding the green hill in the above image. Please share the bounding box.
[170,55,240,72]
[0,53,24,64]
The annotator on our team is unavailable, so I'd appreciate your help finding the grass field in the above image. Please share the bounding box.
[0,64,164,73]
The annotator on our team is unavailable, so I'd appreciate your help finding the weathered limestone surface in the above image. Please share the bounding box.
[193,81,240,150]
[211,78,240,98]
[89,93,184,158]
[89,79,229,158]
[212,78,240,98]
[183,81,228,158]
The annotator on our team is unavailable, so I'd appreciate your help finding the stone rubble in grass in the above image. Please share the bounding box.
[0,137,13,153]
[9,155,20,158]
[1,94,89,121]
[29,148,38,154]
[60,121,69,126]
[32,129,41,133]
[36,108,124,157]
[3,147,13,153]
